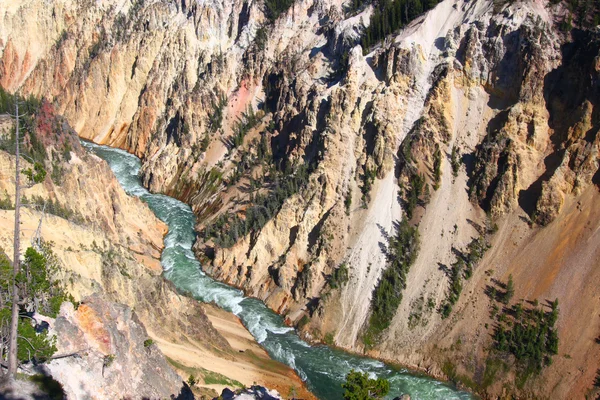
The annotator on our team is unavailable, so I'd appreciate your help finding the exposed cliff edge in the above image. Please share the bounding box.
[48,295,193,399]
[1,0,599,397]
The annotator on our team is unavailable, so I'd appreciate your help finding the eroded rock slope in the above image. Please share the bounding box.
[1,0,599,397]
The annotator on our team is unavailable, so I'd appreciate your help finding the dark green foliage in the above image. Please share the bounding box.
[143,338,154,348]
[62,142,72,162]
[22,162,47,184]
[365,218,419,344]
[405,173,425,219]
[432,145,441,190]
[0,127,16,155]
[200,132,210,152]
[18,248,53,304]
[187,374,197,387]
[440,259,463,318]
[345,188,352,215]
[554,0,600,30]
[25,195,87,225]
[329,262,349,289]
[0,190,13,210]
[55,30,68,48]
[441,235,490,318]
[0,251,12,291]
[257,131,271,162]
[103,354,116,368]
[227,130,271,185]
[451,146,460,178]
[504,274,514,304]
[345,0,371,15]
[255,25,269,50]
[360,0,441,53]
[29,374,66,400]
[88,41,103,59]
[228,152,250,186]
[493,298,559,372]
[19,245,75,318]
[464,235,490,278]
[0,87,48,164]
[332,50,351,81]
[204,163,310,248]
[361,167,377,207]
[264,0,294,22]
[0,244,73,366]
[207,94,227,133]
[14,313,57,363]
[297,314,310,329]
[231,107,260,149]
[0,86,41,115]
[0,86,14,113]
[51,162,64,185]
[342,370,390,400]
[25,128,48,163]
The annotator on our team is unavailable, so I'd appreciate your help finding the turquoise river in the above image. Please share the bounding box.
[83,141,473,400]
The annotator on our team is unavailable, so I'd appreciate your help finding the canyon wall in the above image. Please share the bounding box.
[1,0,599,397]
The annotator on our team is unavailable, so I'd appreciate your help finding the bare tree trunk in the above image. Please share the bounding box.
[8,99,21,377]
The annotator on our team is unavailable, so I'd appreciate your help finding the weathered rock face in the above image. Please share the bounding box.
[48,295,192,399]
[2,0,600,398]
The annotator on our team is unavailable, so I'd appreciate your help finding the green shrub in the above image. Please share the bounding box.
[22,162,47,184]
[432,145,441,190]
[25,195,87,225]
[55,30,68,48]
[503,274,514,304]
[441,235,490,318]
[255,25,268,50]
[342,370,389,400]
[0,190,13,210]
[103,354,116,368]
[493,299,559,373]
[405,173,425,219]
[264,0,294,22]
[365,217,419,343]
[329,263,349,289]
[204,163,310,248]
[297,315,310,329]
[361,167,377,207]
[361,0,442,53]
[207,94,227,133]
[345,188,352,215]
[0,244,74,365]
[231,107,260,149]
[451,146,460,178]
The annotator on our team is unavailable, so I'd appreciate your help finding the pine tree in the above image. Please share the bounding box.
[342,370,390,400]
[504,274,515,304]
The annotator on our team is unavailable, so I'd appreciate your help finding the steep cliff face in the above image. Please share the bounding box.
[48,295,192,399]
[2,0,599,397]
